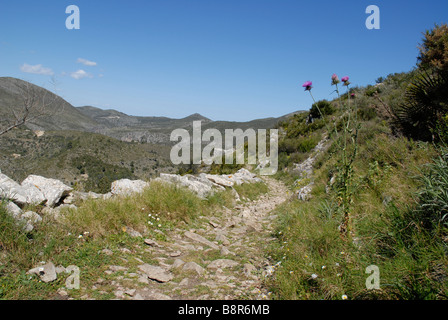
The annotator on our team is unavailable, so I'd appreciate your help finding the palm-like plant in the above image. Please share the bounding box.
[393,69,448,141]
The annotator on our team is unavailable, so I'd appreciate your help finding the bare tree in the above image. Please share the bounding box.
[0,78,59,136]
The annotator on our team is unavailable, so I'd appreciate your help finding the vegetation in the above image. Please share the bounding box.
[264,24,448,300]
[0,128,173,191]
[0,180,266,299]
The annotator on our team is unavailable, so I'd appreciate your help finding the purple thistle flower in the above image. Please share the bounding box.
[331,74,340,85]
[302,81,312,91]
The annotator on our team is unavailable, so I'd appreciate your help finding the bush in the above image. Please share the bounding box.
[310,100,335,119]
[415,147,448,231]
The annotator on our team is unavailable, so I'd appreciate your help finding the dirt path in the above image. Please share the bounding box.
[74,177,290,300]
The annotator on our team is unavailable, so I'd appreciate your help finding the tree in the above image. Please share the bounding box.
[0,78,59,136]
[417,23,448,73]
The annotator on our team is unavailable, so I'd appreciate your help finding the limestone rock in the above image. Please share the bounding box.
[110,179,149,196]
[138,264,173,283]
[207,259,238,270]
[184,231,219,250]
[4,201,22,219]
[21,175,72,207]
[27,262,57,283]
[182,261,205,275]
[0,173,46,206]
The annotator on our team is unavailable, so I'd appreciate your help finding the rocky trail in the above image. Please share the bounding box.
[57,177,289,300]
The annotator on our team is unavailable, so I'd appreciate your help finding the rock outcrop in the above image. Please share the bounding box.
[156,168,262,199]
[110,179,149,196]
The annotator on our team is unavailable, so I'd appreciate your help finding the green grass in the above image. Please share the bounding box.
[264,69,448,300]
[0,177,268,299]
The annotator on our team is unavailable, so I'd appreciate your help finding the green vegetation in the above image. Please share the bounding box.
[0,129,173,191]
[264,24,448,300]
[0,179,267,299]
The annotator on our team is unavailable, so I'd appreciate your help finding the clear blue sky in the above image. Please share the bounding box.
[1,0,447,121]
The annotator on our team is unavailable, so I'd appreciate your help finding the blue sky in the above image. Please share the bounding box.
[1,0,447,121]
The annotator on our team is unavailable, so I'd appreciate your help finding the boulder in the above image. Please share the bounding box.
[138,264,173,283]
[157,174,214,199]
[21,175,72,207]
[184,231,219,250]
[21,211,42,224]
[182,261,206,275]
[110,179,149,196]
[207,259,239,270]
[0,173,46,206]
[204,174,234,187]
[27,262,57,283]
[4,201,22,219]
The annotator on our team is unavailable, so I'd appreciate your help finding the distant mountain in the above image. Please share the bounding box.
[0,77,101,132]
[1,77,297,145]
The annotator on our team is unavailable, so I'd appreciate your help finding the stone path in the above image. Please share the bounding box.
[67,177,289,300]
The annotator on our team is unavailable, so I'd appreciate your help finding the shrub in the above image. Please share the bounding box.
[415,147,448,231]
[418,23,448,73]
[309,100,335,119]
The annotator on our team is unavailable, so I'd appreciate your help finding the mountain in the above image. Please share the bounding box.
[0,77,101,132]
[1,77,294,145]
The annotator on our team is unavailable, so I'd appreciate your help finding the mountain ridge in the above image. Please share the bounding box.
[1,77,298,144]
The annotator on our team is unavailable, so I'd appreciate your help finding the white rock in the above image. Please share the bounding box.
[0,173,46,206]
[21,175,72,207]
[4,201,22,219]
[27,262,57,283]
[21,211,42,224]
[207,259,239,270]
[184,231,219,250]
[110,179,149,196]
[138,264,173,283]
[182,261,206,275]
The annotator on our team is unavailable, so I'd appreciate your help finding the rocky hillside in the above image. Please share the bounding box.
[1,77,291,145]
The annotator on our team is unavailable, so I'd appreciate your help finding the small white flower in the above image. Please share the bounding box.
[158,224,162,228]
[78,234,83,238]
[311,273,318,279]
[156,217,160,221]
[342,295,348,300]
[335,263,340,267]
[322,265,326,270]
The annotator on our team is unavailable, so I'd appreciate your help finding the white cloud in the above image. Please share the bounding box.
[77,58,97,66]
[70,69,93,80]
[20,63,54,75]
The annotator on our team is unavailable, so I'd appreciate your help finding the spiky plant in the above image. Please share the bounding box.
[393,69,448,142]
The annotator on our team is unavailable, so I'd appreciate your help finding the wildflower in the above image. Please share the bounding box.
[350,93,355,98]
[335,262,340,267]
[341,76,350,86]
[331,74,340,85]
[337,273,342,277]
[321,265,326,270]
[302,81,313,91]
[311,273,318,279]
[158,224,162,228]
[342,295,348,300]
[290,271,294,274]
